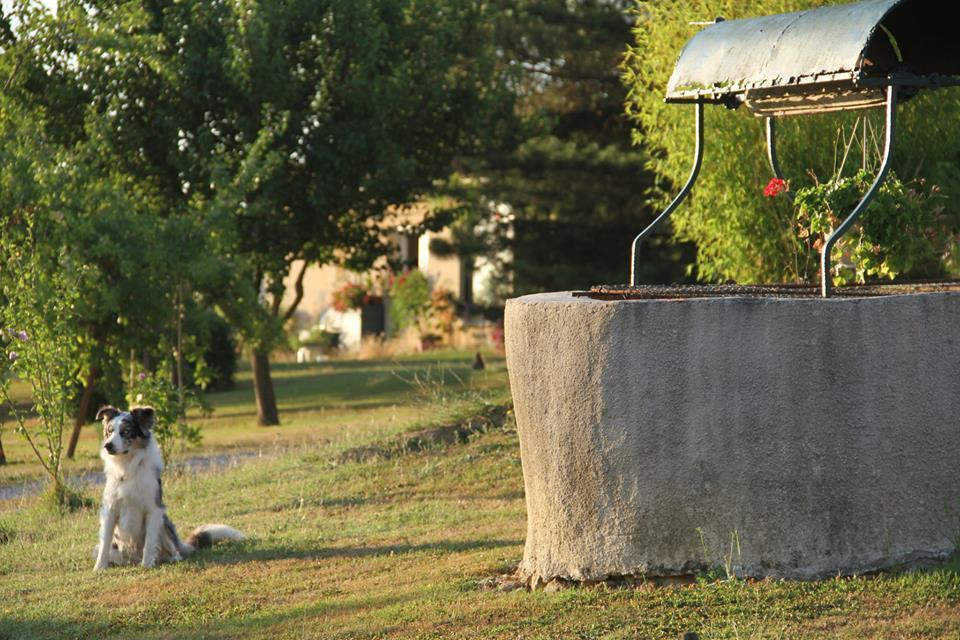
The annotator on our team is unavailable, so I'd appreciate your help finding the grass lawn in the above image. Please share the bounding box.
[1,350,958,639]
[0,350,506,486]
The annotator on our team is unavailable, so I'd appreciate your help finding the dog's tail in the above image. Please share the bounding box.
[183,524,245,553]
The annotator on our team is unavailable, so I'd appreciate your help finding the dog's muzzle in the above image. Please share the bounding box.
[104,442,118,455]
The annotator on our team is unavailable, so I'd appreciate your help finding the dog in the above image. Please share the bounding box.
[93,405,244,571]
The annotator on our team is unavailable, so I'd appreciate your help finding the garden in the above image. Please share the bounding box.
[2,0,960,638]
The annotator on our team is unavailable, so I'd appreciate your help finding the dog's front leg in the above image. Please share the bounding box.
[94,506,118,571]
[141,508,164,568]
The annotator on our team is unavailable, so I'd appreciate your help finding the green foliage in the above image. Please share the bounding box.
[623,0,960,283]
[194,311,238,392]
[128,370,208,464]
[0,215,84,500]
[31,0,513,422]
[295,328,340,353]
[388,270,432,335]
[0,5,239,430]
[445,0,694,296]
[793,172,947,285]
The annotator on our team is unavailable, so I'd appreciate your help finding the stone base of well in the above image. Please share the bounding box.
[505,292,960,583]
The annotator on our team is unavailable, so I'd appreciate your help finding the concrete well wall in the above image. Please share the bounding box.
[505,292,960,583]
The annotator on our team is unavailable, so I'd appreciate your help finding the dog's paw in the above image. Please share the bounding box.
[93,562,109,572]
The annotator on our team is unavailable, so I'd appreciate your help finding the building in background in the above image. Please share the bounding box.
[283,204,503,357]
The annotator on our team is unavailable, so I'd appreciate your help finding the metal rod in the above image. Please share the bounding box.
[765,117,784,181]
[820,85,898,298]
[765,117,795,203]
[630,102,704,286]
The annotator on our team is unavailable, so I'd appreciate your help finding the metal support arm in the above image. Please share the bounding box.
[820,85,898,298]
[765,117,795,198]
[630,102,704,286]
[766,117,785,181]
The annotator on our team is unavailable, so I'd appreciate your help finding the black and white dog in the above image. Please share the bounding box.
[93,405,244,571]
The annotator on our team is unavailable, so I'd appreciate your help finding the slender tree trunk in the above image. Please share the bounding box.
[175,283,185,413]
[0,435,7,465]
[251,349,279,426]
[249,262,310,428]
[67,365,99,459]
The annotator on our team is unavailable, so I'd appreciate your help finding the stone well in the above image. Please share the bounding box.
[505,291,960,583]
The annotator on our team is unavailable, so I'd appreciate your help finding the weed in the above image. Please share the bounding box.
[696,527,743,582]
[0,520,13,544]
[38,482,94,513]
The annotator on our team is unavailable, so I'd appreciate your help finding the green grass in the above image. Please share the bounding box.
[1,351,959,639]
[0,351,507,486]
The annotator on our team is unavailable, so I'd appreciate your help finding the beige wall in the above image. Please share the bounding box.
[418,228,464,299]
[281,263,353,330]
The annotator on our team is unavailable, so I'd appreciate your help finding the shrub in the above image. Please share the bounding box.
[332,282,381,312]
[791,172,948,285]
[622,0,960,283]
[193,310,237,392]
[388,269,431,335]
[129,370,208,464]
[0,215,84,504]
[296,327,340,353]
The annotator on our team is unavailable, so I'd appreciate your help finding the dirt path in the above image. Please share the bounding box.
[0,450,264,502]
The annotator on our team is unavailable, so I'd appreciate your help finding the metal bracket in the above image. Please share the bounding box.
[766,118,795,204]
[630,102,704,286]
[820,85,898,298]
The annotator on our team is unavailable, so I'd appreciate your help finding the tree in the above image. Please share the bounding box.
[439,0,694,299]
[0,1,230,457]
[0,92,88,502]
[67,0,511,425]
[623,0,960,283]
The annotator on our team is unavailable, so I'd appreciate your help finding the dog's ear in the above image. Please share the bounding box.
[130,406,156,433]
[96,406,121,423]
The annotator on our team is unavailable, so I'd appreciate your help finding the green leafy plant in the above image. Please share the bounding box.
[128,369,208,464]
[295,327,340,353]
[0,216,85,505]
[388,270,432,335]
[793,172,947,285]
[695,527,743,583]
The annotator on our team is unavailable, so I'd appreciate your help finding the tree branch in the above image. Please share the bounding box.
[283,260,309,323]
[520,62,620,84]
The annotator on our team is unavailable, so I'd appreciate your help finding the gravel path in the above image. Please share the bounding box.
[0,450,264,502]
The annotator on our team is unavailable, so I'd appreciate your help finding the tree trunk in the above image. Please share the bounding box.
[251,350,279,426]
[67,366,100,459]
[0,436,6,465]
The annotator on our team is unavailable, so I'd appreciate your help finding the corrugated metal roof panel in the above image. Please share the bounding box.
[664,0,959,115]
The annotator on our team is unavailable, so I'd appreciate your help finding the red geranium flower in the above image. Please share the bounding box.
[764,178,789,198]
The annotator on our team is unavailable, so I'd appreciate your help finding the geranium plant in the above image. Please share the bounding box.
[331,281,380,312]
[792,171,947,285]
[388,269,431,335]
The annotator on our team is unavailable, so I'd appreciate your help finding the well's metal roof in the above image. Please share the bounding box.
[665,0,960,116]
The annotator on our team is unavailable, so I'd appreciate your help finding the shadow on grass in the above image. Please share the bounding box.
[197,536,523,567]
[206,399,407,421]
[206,366,488,415]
